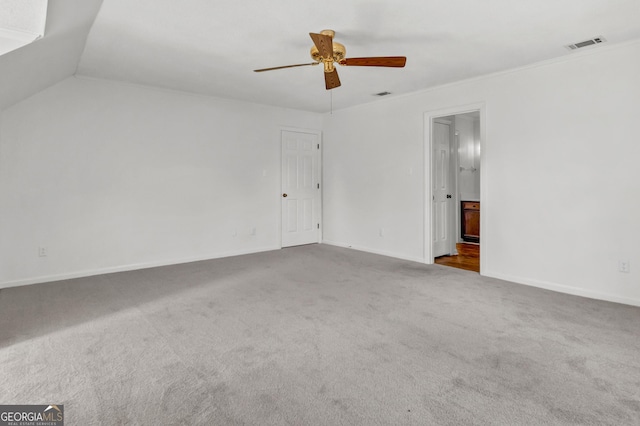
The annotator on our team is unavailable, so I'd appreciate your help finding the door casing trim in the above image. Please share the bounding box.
[279,127,323,248]
[423,103,486,273]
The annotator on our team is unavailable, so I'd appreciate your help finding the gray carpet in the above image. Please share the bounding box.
[1,244,639,425]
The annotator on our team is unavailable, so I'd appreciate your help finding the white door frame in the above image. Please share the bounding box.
[279,127,322,248]
[424,103,486,273]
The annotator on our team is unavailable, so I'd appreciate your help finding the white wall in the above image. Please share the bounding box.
[323,40,640,306]
[2,41,639,307]
[0,76,321,287]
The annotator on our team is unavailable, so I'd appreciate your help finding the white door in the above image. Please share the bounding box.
[281,130,321,247]
[433,119,452,257]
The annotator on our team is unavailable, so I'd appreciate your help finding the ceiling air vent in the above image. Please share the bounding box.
[565,36,606,51]
[374,91,391,96]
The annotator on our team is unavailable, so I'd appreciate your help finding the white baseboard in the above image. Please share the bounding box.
[322,241,640,307]
[483,270,640,308]
[0,246,281,290]
[322,240,424,264]
[5,244,637,308]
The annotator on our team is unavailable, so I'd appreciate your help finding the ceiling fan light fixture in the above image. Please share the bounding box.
[323,61,335,73]
[311,41,346,63]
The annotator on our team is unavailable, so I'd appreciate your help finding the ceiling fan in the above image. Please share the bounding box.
[254,30,407,90]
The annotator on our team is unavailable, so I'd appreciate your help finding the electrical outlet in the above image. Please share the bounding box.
[379,227,384,237]
[38,246,47,257]
[618,260,630,273]
[250,227,256,236]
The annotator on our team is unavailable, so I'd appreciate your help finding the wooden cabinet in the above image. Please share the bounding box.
[461,201,480,243]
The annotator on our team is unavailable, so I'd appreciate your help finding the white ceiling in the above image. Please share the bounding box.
[25,1,640,112]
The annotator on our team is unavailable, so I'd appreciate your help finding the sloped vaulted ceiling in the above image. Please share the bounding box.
[0,0,103,110]
[3,0,640,112]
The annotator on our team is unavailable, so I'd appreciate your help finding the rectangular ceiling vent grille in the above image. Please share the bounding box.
[565,36,606,51]
[374,91,391,97]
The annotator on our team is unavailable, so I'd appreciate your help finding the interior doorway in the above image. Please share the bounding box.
[281,129,322,248]
[425,105,484,273]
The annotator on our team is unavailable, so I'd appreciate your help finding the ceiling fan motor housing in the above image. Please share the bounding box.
[310,41,346,64]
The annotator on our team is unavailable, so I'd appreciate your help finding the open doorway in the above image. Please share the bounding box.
[425,105,484,273]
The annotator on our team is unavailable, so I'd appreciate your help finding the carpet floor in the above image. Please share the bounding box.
[1,244,639,425]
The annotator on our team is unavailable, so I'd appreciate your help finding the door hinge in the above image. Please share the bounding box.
[317,144,320,149]
[317,223,320,229]
[317,183,320,189]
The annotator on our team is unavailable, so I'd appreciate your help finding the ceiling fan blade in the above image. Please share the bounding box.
[340,56,407,67]
[309,32,334,59]
[324,69,341,90]
[254,62,318,72]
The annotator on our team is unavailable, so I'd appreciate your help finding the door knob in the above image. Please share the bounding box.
[446,194,452,199]
[282,193,288,198]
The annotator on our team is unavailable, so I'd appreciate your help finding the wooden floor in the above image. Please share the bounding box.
[435,243,480,272]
